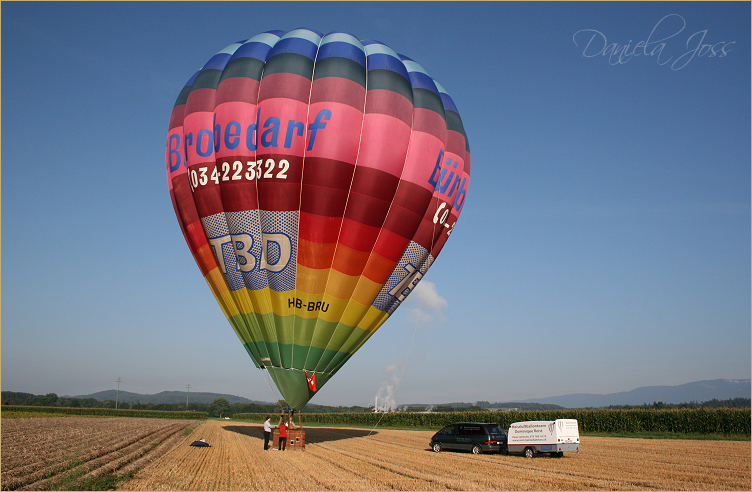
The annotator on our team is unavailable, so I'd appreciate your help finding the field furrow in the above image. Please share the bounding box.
[3,418,749,491]
[118,421,749,491]
[1,417,199,491]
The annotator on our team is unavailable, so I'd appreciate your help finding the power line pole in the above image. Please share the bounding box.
[115,378,122,409]
[185,384,191,411]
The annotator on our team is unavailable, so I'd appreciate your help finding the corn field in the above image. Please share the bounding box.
[235,408,750,435]
[3,406,209,420]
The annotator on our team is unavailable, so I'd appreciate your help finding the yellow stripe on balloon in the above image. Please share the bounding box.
[245,287,274,315]
[357,305,389,333]
[318,294,351,323]
[204,267,239,318]
[295,264,329,295]
[350,275,383,306]
[324,269,360,300]
[269,289,295,317]
[339,299,371,327]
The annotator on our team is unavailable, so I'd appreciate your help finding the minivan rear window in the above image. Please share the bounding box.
[486,425,504,435]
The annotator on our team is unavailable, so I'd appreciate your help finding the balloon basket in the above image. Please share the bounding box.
[271,429,306,451]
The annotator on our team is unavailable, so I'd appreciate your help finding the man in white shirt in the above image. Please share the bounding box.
[263,417,272,450]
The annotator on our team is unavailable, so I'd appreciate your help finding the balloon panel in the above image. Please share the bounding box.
[167,29,470,409]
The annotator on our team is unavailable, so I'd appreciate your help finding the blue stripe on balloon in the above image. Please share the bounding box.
[185,70,200,87]
[407,70,439,95]
[230,41,275,62]
[320,32,362,47]
[317,42,366,67]
[202,52,233,71]
[286,27,323,42]
[268,36,319,60]
[365,54,410,79]
[438,90,458,113]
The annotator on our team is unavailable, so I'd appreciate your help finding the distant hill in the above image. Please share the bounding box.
[522,379,751,408]
[69,390,266,405]
[35,379,752,409]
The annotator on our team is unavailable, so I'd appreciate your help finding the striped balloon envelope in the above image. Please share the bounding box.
[166,28,470,409]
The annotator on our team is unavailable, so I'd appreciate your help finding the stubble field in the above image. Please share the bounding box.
[2,417,749,490]
[1,417,200,490]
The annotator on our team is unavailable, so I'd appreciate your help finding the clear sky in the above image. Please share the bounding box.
[2,1,749,407]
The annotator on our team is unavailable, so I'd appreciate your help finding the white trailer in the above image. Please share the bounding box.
[507,419,580,458]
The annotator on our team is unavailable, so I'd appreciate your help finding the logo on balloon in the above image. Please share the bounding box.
[167,109,332,172]
[208,233,292,274]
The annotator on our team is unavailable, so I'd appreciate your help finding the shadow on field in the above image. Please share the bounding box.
[222,425,376,443]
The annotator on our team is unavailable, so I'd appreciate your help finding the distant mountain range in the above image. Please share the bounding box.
[519,379,751,408]
[67,379,750,409]
[68,390,265,405]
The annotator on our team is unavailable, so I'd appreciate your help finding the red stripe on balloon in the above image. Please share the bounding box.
[258,72,311,103]
[185,87,216,114]
[215,77,261,106]
[365,89,413,126]
[371,227,412,263]
[310,76,366,110]
[298,212,341,244]
[169,105,186,130]
[342,190,392,229]
[337,217,381,252]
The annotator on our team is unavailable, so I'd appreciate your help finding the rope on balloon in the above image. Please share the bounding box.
[364,183,442,437]
[260,360,285,414]
[364,293,423,438]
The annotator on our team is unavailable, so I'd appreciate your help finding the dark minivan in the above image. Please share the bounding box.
[430,422,507,454]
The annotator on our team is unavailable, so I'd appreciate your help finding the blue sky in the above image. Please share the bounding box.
[2,2,749,407]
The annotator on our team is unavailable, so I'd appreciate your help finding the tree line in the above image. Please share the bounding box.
[0,392,371,416]
[605,398,751,410]
[3,391,747,417]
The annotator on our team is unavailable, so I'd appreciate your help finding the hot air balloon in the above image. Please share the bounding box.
[166,28,470,409]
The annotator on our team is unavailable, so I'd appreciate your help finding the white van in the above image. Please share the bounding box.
[507,419,580,458]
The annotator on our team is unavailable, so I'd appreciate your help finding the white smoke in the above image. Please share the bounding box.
[403,280,448,325]
[372,282,448,413]
[374,363,401,412]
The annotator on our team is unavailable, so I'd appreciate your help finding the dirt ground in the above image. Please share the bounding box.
[118,420,751,490]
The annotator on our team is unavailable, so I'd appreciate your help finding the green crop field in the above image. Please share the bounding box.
[1,405,208,420]
[234,408,750,436]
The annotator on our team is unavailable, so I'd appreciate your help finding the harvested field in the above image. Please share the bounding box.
[119,420,750,490]
[1,416,201,490]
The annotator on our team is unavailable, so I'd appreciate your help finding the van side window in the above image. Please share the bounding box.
[440,425,455,435]
[459,425,482,435]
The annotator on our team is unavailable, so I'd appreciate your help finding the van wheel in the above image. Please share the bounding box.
[524,447,535,459]
[432,442,442,453]
[472,444,482,455]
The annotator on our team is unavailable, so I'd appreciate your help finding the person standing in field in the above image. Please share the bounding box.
[278,418,288,450]
[263,417,272,450]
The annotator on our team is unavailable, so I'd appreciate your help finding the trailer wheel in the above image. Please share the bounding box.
[432,442,442,453]
[524,447,535,459]
[472,444,482,455]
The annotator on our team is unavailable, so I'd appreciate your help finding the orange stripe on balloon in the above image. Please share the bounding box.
[297,236,337,270]
[331,244,370,277]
